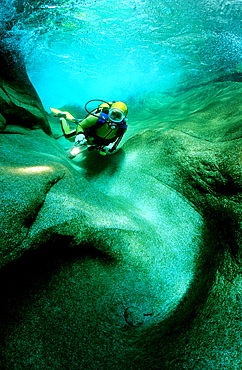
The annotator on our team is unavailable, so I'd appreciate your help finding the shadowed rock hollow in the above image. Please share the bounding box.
[0,36,241,370]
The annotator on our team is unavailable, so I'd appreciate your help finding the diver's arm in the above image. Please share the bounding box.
[111,128,127,151]
[107,133,125,154]
[76,115,99,134]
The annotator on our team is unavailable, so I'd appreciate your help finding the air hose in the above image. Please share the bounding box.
[84,99,112,121]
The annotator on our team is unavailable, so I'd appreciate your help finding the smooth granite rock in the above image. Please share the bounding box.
[0,43,241,370]
[0,37,51,135]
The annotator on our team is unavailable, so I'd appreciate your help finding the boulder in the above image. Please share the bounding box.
[0,43,241,369]
[0,37,51,135]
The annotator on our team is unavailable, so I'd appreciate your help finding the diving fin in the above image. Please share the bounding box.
[50,107,76,121]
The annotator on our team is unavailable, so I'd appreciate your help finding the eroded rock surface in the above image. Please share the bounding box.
[0,38,51,135]
[0,44,241,370]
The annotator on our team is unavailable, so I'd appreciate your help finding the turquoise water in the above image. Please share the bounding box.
[2,0,242,124]
[1,3,242,367]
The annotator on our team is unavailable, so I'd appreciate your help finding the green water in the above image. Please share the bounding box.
[0,2,242,368]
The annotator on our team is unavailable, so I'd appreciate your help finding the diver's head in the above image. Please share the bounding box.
[108,101,128,129]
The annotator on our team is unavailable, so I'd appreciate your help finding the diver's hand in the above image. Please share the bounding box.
[100,146,118,155]
[75,133,86,145]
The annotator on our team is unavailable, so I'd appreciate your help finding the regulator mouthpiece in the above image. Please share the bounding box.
[108,122,118,130]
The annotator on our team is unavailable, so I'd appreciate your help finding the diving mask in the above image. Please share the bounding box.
[108,108,125,123]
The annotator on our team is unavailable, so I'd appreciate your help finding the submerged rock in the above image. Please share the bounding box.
[0,41,241,370]
[0,112,6,132]
[0,38,51,135]
[124,307,145,327]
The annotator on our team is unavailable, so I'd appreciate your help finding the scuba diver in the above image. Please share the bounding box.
[51,100,128,157]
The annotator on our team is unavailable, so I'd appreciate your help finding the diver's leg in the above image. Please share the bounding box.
[60,118,76,140]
